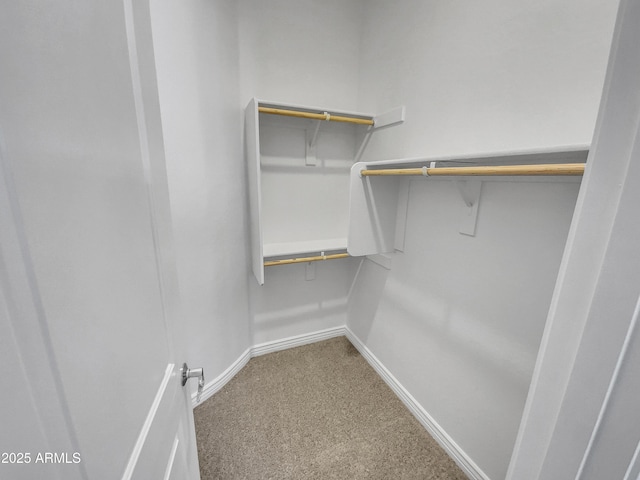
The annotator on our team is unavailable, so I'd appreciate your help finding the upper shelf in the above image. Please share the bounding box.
[256,99,405,129]
[258,106,373,126]
[357,145,589,170]
[263,238,347,258]
[360,163,585,177]
[347,145,590,257]
[245,98,406,285]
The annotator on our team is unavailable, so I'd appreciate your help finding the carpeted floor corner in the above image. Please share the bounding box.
[194,336,468,479]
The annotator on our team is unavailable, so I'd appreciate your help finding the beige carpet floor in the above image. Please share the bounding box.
[194,336,468,479]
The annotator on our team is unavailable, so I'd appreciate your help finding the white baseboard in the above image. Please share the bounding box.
[194,347,251,405]
[344,326,490,480]
[192,324,489,480]
[252,325,346,357]
[193,326,345,406]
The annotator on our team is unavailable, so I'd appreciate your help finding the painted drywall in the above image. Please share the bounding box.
[238,0,366,344]
[150,0,252,389]
[238,0,364,111]
[348,178,581,479]
[349,1,618,479]
[251,259,361,344]
[357,0,617,160]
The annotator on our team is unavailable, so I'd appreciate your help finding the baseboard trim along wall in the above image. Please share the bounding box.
[251,325,346,357]
[192,325,489,480]
[193,326,345,405]
[344,327,490,480]
[194,348,251,405]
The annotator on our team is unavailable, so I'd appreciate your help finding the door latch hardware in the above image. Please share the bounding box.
[181,363,205,403]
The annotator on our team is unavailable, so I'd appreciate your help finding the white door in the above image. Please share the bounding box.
[0,1,201,480]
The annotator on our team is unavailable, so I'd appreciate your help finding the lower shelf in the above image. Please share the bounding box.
[264,252,349,267]
[263,238,347,257]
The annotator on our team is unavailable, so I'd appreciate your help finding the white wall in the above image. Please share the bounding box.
[357,0,617,160]
[348,178,581,479]
[145,2,622,478]
[349,1,618,479]
[238,0,364,111]
[238,0,365,344]
[150,0,252,387]
[251,259,360,344]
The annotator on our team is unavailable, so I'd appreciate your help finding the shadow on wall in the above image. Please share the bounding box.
[253,296,347,332]
[381,275,537,391]
[346,258,391,343]
[249,257,361,343]
[347,253,541,393]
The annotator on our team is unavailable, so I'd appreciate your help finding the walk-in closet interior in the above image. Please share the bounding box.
[152,1,621,479]
[150,1,618,478]
[3,0,634,479]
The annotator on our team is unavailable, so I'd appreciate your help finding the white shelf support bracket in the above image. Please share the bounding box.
[305,124,321,166]
[309,120,322,147]
[355,105,404,162]
[305,261,316,281]
[453,179,482,237]
[394,180,411,252]
[306,113,331,165]
[355,126,373,162]
[372,105,405,129]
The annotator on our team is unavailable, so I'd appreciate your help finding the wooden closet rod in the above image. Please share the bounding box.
[264,253,349,267]
[360,163,585,177]
[258,106,374,126]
